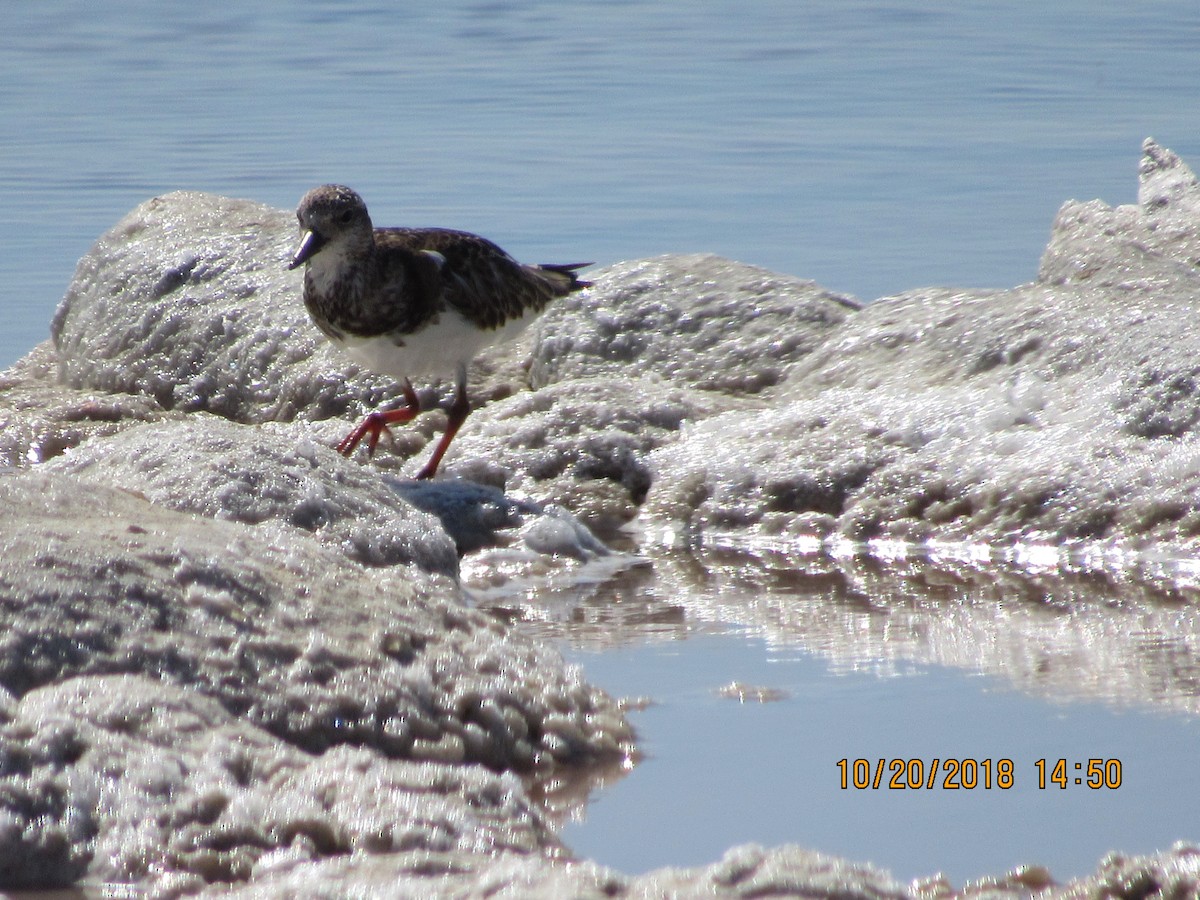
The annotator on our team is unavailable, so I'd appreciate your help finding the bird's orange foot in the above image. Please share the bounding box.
[336,412,397,457]
[336,380,422,458]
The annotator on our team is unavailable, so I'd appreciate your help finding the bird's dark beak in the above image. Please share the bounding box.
[287,230,326,270]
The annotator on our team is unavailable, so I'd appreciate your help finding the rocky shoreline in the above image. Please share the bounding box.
[2,140,1199,895]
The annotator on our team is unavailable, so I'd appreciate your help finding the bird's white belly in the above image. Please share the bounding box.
[338,308,535,380]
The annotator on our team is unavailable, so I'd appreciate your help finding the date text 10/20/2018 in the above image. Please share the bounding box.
[835,758,1123,791]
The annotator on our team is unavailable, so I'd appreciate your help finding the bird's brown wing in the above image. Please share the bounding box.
[375,227,586,330]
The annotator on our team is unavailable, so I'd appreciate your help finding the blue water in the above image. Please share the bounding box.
[564,630,1200,886]
[3,2,1200,370]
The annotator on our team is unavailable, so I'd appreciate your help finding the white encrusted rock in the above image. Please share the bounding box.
[529,253,860,395]
[0,468,632,774]
[50,191,366,423]
[0,674,562,889]
[45,415,460,576]
[648,141,1200,555]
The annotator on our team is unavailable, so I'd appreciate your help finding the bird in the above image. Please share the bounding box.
[287,184,590,479]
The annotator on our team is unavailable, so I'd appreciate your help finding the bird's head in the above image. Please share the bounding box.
[287,184,373,270]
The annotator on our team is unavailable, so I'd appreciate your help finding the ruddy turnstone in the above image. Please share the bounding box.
[287,184,590,479]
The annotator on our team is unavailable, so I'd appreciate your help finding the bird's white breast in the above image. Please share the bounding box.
[338,306,537,380]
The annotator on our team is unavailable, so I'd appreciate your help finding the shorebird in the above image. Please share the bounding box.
[287,184,590,479]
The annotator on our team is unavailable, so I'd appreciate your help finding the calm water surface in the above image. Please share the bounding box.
[5,0,1200,886]
[3,2,1200,368]
[563,629,1200,885]
[487,546,1200,886]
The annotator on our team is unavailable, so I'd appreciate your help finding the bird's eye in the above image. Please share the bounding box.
[339,210,354,224]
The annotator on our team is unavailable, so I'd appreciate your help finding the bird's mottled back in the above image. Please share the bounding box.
[289,185,588,339]
[376,227,589,330]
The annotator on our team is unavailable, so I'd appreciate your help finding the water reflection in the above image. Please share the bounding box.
[476,541,1200,882]
[474,540,1200,719]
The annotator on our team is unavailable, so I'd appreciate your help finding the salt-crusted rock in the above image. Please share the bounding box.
[449,375,730,533]
[211,843,913,899]
[0,469,632,774]
[204,838,1200,899]
[1052,844,1200,900]
[42,412,630,581]
[529,253,860,395]
[0,340,174,467]
[0,685,90,888]
[50,192,350,423]
[45,415,460,575]
[0,674,561,890]
[1038,138,1200,291]
[648,139,1200,556]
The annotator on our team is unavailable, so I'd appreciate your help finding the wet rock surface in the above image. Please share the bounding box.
[0,140,1197,894]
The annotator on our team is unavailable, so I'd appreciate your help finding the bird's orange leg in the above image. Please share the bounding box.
[336,379,422,457]
[414,377,471,480]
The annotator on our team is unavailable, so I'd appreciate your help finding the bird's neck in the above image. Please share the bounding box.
[306,240,372,301]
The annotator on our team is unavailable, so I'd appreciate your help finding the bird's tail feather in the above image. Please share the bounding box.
[536,262,592,293]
